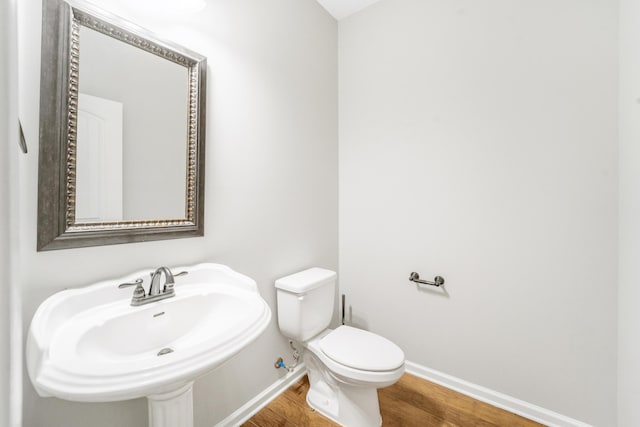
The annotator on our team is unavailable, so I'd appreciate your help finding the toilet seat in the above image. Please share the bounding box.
[319,326,404,372]
[306,328,405,387]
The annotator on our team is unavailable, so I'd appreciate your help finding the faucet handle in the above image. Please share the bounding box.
[118,278,144,289]
[164,270,188,294]
[118,278,146,302]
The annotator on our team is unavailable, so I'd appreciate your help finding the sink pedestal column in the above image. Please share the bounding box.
[147,382,194,427]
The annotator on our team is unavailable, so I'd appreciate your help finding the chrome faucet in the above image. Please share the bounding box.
[149,266,175,296]
[119,266,188,306]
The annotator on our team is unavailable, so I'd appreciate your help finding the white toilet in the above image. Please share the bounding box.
[275,268,405,427]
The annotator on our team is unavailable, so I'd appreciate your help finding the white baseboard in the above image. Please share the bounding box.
[213,363,307,427]
[405,361,592,427]
[213,359,591,427]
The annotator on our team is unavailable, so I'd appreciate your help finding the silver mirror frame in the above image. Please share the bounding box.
[37,0,207,251]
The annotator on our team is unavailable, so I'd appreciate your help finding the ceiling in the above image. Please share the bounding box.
[316,0,384,20]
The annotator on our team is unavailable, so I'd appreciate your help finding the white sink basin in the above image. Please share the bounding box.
[27,263,271,403]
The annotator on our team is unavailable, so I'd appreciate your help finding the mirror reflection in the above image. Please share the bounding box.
[76,25,188,222]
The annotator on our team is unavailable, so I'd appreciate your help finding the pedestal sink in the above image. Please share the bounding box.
[26,263,271,427]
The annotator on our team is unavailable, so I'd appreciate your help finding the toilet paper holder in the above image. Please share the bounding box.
[409,272,445,287]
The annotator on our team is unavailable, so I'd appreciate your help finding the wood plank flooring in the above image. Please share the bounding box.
[242,374,545,427]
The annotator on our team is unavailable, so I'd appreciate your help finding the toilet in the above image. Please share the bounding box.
[275,268,405,427]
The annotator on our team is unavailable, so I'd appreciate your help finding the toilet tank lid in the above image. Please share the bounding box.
[275,268,336,293]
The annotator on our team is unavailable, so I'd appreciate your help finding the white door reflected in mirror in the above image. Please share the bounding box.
[76,93,124,223]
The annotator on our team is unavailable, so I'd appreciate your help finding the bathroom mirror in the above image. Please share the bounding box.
[37,0,207,250]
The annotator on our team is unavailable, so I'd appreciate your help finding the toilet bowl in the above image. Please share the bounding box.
[275,268,405,427]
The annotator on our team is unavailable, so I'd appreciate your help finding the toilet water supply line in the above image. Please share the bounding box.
[274,340,300,372]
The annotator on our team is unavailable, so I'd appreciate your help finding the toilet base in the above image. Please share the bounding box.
[304,351,383,427]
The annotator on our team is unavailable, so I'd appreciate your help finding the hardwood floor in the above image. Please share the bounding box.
[242,374,545,427]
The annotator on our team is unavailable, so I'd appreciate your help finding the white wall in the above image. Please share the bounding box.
[339,0,617,425]
[1,0,22,426]
[618,0,640,425]
[0,5,12,423]
[18,0,337,426]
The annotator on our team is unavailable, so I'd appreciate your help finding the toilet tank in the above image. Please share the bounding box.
[275,268,336,342]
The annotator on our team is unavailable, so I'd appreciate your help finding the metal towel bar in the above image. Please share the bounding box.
[409,272,445,287]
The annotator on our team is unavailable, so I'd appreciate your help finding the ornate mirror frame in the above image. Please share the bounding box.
[37,0,207,251]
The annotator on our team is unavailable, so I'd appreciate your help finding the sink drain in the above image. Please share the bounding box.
[157,347,174,356]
